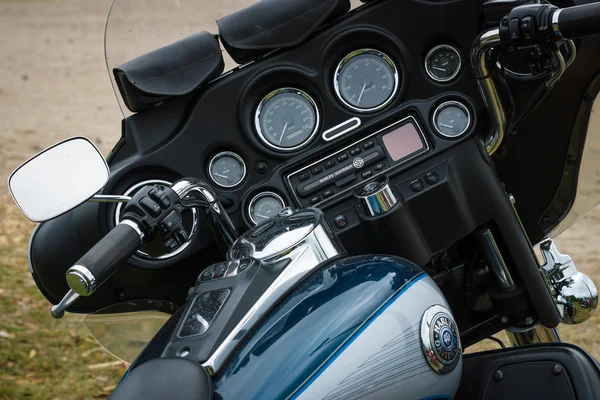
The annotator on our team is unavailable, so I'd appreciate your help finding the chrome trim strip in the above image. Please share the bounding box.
[552,9,563,37]
[470,28,506,155]
[247,191,286,225]
[254,88,321,152]
[322,117,362,142]
[333,49,400,113]
[115,179,197,260]
[286,115,429,208]
[424,44,462,83]
[207,151,247,189]
[432,101,472,138]
[120,219,145,242]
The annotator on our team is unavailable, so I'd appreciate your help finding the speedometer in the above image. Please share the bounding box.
[334,49,399,113]
[255,88,320,152]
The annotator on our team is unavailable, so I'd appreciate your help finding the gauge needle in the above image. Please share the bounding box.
[439,123,454,129]
[255,213,271,219]
[432,66,447,72]
[214,172,228,179]
[279,123,288,144]
[357,83,367,105]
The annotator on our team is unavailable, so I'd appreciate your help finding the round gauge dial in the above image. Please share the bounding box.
[425,45,462,83]
[248,192,286,225]
[208,151,246,188]
[255,88,319,152]
[433,101,471,138]
[334,49,399,112]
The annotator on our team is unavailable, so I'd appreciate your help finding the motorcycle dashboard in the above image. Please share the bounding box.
[29,0,600,312]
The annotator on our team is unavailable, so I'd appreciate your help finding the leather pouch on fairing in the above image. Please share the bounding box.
[113,31,224,113]
[216,0,351,64]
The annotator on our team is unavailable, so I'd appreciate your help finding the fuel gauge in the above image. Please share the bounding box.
[248,192,286,225]
[433,101,471,138]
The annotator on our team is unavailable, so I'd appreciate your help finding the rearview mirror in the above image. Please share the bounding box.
[8,137,110,222]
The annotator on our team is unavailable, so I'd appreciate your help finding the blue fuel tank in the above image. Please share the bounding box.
[214,255,462,400]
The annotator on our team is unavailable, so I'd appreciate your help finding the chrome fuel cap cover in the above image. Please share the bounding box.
[228,207,341,261]
[354,176,399,217]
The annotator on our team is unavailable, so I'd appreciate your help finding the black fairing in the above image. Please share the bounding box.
[457,343,600,400]
[28,0,600,315]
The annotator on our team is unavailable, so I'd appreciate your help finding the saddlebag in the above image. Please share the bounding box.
[456,343,600,400]
[113,31,224,113]
[216,0,351,64]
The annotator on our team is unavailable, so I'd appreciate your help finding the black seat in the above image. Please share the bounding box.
[109,358,212,400]
[456,343,600,400]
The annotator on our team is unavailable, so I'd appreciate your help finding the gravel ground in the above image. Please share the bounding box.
[1,0,599,398]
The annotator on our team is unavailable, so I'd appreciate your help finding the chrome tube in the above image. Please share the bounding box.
[89,194,132,203]
[471,28,506,156]
[506,325,561,345]
[171,178,238,254]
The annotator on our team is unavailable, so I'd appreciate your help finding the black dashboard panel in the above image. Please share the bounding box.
[33,0,574,313]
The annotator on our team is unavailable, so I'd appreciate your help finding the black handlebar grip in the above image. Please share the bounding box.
[557,3,600,39]
[66,221,142,296]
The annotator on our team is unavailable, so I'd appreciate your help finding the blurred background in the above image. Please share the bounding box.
[0,0,599,399]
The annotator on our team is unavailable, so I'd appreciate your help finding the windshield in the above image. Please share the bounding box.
[84,300,176,363]
[104,0,365,116]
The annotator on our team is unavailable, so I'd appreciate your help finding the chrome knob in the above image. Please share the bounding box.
[540,239,598,325]
[354,176,398,217]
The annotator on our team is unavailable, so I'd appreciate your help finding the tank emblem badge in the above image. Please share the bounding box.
[421,305,461,374]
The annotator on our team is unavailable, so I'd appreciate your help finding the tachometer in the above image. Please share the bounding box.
[255,88,319,152]
[334,49,399,112]
[248,192,286,225]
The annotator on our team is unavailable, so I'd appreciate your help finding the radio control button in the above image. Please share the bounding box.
[375,163,385,171]
[309,195,320,205]
[322,189,334,198]
[311,165,323,175]
[361,170,373,179]
[324,159,336,169]
[350,147,361,156]
[425,172,439,185]
[337,153,349,162]
[298,171,310,181]
[363,140,375,149]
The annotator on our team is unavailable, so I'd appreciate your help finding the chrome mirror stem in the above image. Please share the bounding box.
[88,195,132,203]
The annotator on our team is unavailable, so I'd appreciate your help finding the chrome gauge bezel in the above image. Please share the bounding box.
[424,44,462,83]
[254,88,320,153]
[334,48,400,113]
[432,100,471,139]
[208,151,247,189]
[115,179,198,260]
[247,191,286,225]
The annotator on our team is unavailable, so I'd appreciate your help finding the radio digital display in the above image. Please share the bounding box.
[381,122,426,161]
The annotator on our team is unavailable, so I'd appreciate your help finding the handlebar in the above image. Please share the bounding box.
[66,220,143,296]
[555,3,600,39]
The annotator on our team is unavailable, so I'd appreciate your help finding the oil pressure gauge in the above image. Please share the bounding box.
[248,192,286,225]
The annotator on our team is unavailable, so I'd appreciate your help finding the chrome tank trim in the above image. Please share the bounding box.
[204,209,344,374]
[470,28,506,155]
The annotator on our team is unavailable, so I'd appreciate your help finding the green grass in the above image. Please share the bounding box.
[0,197,125,400]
